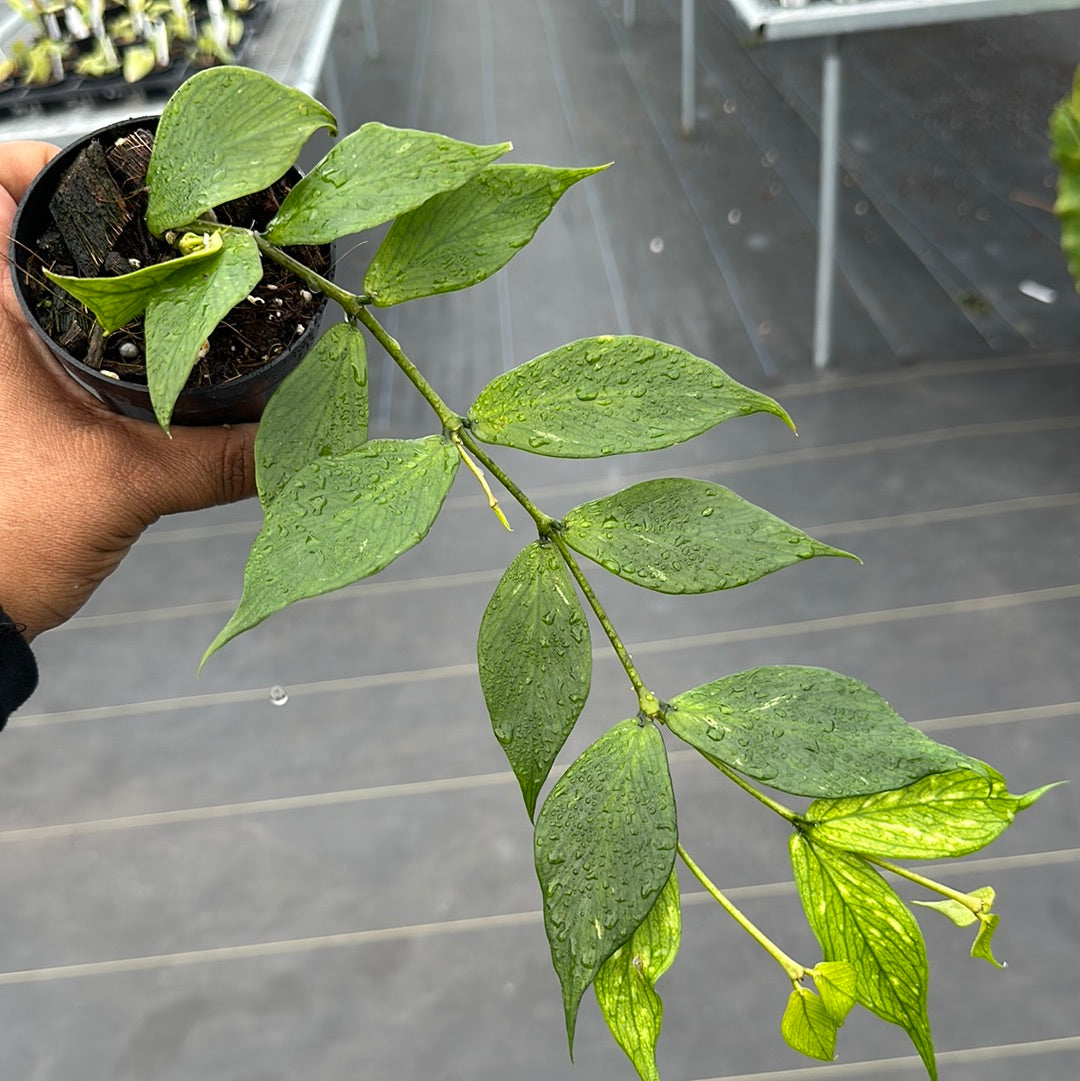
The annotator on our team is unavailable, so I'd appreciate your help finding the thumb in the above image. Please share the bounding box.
[128,421,260,518]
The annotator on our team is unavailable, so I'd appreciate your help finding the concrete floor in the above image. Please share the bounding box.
[2,1,1080,1079]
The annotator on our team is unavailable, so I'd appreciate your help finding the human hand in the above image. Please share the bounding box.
[1,141,258,641]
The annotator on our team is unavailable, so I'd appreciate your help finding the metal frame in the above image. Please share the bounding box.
[669,0,1080,366]
[0,0,357,145]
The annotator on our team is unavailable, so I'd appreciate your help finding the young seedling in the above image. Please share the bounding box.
[44,64,1055,1081]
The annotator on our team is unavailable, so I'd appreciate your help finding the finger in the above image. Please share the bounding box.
[0,142,60,202]
[125,421,260,517]
[1,144,62,313]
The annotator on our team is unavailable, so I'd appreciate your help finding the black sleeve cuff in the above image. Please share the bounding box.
[0,606,38,731]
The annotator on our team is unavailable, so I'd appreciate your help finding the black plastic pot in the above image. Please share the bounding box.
[9,114,330,426]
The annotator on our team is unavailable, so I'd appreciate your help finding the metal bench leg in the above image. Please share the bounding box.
[681,0,695,136]
[813,35,842,369]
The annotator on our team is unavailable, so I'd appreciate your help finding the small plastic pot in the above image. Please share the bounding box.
[8,115,330,426]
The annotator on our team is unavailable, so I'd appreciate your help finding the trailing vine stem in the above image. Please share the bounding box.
[228,231,670,720]
[549,532,660,717]
[228,231,816,809]
[677,842,805,984]
[863,855,991,914]
[710,762,800,824]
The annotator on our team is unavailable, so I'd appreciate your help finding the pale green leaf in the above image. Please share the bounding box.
[146,66,336,234]
[790,834,937,1080]
[666,665,977,798]
[122,44,157,84]
[268,123,511,245]
[467,336,793,457]
[256,321,368,505]
[1051,71,1080,288]
[144,230,263,429]
[534,720,677,1054]
[806,768,1048,858]
[781,987,837,1062]
[912,887,1004,967]
[477,541,591,818]
[203,436,458,663]
[911,897,979,928]
[970,913,1004,968]
[562,481,854,595]
[44,232,223,333]
[364,163,606,305]
[594,870,680,1081]
[810,961,857,1025]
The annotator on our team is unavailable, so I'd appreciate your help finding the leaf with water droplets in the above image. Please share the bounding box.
[804,768,1058,858]
[790,834,937,1080]
[146,66,336,234]
[561,480,853,595]
[781,986,837,1062]
[202,436,458,664]
[268,123,511,245]
[365,163,606,305]
[479,540,592,817]
[44,232,224,333]
[594,869,680,1081]
[144,230,263,429]
[478,540,592,818]
[467,336,793,457]
[534,719,677,1055]
[256,321,368,505]
[666,665,979,798]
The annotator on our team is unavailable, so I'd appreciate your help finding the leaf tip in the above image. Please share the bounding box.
[1017,779,1066,810]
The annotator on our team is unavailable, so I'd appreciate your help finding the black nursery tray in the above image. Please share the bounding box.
[0,1,270,120]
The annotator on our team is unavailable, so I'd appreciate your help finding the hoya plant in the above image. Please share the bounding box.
[44,65,1053,1080]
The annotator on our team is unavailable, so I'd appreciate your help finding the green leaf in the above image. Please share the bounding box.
[781,987,837,1062]
[256,321,369,505]
[363,163,606,305]
[912,887,1004,968]
[267,123,511,245]
[1051,72,1080,288]
[810,961,857,1025]
[144,230,263,429]
[534,720,677,1055]
[790,834,937,1080]
[665,666,978,798]
[805,769,1049,858]
[146,66,336,234]
[594,870,681,1081]
[43,232,224,333]
[970,913,1004,968]
[203,436,458,663]
[122,44,156,84]
[562,481,854,595]
[911,895,982,929]
[477,541,592,818]
[467,336,793,457]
